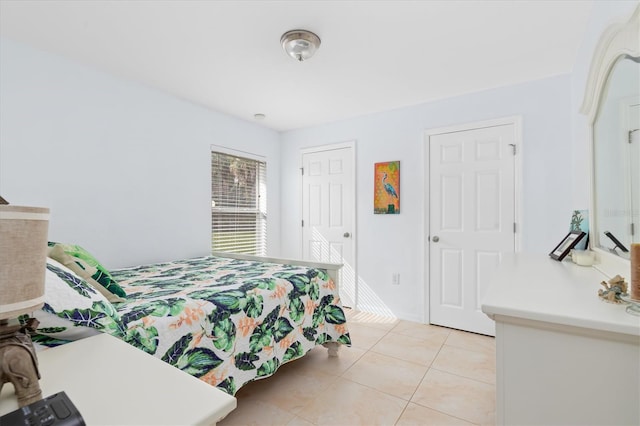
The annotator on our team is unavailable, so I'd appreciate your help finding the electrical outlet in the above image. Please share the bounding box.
[392,273,400,285]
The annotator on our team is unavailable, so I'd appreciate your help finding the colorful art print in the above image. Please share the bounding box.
[374,161,400,214]
[570,210,589,250]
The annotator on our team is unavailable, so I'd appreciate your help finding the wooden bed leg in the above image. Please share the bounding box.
[323,342,340,357]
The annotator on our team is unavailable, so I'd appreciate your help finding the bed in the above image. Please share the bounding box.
[31,245,352,396]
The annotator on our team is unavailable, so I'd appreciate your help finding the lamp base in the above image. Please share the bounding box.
[0,318,42,407]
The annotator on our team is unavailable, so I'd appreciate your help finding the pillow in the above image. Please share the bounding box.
[27,258,124,341]
[48,242,126,302]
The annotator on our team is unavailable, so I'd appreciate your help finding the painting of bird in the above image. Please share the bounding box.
[382,172,398,198]
[374,161,400,214]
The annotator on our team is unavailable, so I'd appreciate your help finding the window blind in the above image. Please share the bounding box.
[211,151,267,255]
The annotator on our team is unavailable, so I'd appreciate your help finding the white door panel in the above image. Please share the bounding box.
[429,124,516,336]
[628,102,639,243]
[302,146,355,307]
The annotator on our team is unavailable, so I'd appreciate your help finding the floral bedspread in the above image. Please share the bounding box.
[109,255,351,395]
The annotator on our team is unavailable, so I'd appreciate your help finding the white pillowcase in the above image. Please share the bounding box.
[30,258,123,342]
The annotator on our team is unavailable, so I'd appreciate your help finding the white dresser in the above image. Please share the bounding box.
[482,253,640,426]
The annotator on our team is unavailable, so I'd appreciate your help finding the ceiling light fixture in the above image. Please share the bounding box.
[280,29,321,62]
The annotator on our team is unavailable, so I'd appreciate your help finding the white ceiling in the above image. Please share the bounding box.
[0,0,594,132]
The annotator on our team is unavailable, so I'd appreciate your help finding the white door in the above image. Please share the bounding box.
[627,102,639,243]
[302,145,356,307]
[429,123,516,336]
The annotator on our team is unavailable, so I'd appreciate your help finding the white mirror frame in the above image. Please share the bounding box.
[580,5,639,276]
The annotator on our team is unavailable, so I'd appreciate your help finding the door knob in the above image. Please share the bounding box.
[432,236,440,242]
[344,232,351,238]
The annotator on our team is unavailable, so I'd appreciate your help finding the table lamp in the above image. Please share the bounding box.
[0,201,50,407]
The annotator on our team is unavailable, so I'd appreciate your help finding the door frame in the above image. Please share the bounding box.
[422,116,523,324]
[300,140,358,307]
[620,95,640,245]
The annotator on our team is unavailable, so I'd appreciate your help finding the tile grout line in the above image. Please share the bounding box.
[427,365,497,387]
[339,325,416,422]
[399,332,491,425]
[226,310,496,426]
[435,341,497,386]
[291,329,377,426]
[402,330,450,405]
[392,329,451,426]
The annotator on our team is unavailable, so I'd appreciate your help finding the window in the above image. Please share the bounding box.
[211,150,267,255]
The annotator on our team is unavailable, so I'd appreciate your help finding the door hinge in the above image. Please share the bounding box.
[629,129,639,144]
[513,222,517,233]
[300,167,304,175]
[301,220,304,227]
[632,222,635,236]
[509,143,516,155]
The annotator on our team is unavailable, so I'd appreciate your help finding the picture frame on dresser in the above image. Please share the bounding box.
[549,230,586,261]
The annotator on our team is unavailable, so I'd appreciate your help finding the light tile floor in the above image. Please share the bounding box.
[219,309,496,426]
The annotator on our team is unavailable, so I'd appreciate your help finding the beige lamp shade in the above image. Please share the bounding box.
[0,205,50,320]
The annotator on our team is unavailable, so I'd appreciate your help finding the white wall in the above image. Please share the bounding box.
[280,75,573,321]
[278,0,638,323]
[0,38,281,269]
[1,1,634,322]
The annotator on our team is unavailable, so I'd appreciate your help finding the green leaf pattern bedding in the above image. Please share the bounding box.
[109,256,351,395]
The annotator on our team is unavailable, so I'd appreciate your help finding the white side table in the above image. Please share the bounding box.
[0,333,236,425]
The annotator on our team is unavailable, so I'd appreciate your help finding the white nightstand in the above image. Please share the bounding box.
[0,333,236,425]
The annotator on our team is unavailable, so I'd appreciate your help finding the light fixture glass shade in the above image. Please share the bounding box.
[0,205,50,320]
[281,30,321,62]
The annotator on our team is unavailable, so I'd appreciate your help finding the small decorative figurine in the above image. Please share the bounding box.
[598,275,629,303]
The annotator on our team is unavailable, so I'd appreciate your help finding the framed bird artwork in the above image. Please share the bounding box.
[374,161,400,214]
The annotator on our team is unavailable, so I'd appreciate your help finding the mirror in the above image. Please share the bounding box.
[582,6,640,262]
[593,55,639,259]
